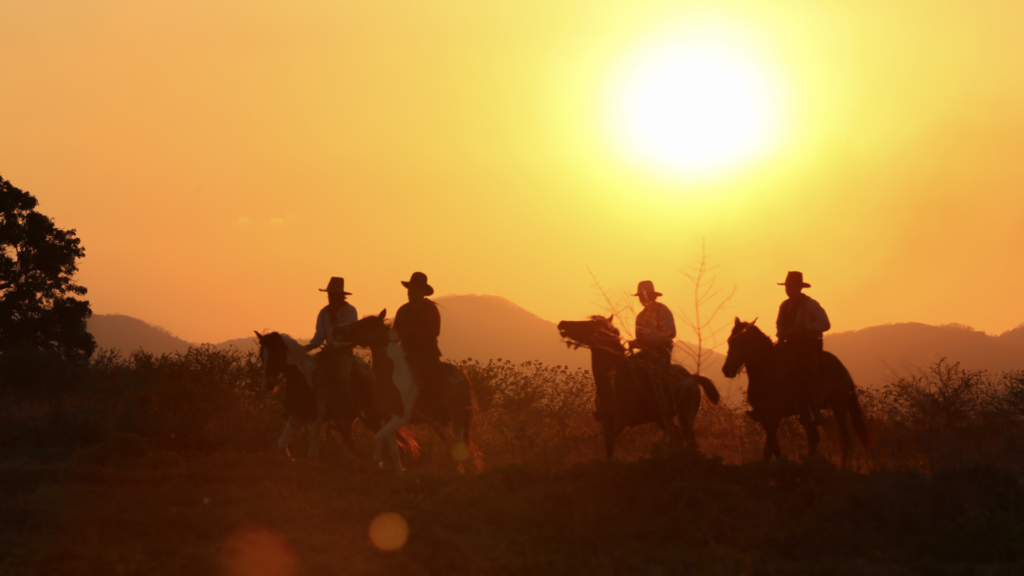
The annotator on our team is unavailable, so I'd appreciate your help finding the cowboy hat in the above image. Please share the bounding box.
[401,271,434,296]
[319,277,352,294]
[778,271,811,288]
[633,280,663,298]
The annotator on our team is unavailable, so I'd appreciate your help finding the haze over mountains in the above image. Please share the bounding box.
[89,295,1024,401]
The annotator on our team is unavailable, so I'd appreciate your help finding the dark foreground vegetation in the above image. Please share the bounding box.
[2,346,1024,574]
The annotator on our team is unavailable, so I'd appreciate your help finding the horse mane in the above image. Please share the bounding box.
[263,332,311,379]
[742,322,773,344]
[359,314,392,328]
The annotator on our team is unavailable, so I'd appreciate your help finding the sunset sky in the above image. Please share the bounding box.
[2,0,1023,345]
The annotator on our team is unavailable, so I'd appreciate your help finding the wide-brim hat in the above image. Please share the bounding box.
[778,271,811,288]
[633,280,663,298]
[401,271,434,296]
[319,277,352,295]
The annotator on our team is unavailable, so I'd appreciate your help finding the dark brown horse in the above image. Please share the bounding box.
[335,311,479,474]
[722,318,870,467]
[255,331,418,461]
[557,315,721,457]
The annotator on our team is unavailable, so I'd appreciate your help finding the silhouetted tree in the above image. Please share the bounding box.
[0,175,95,363]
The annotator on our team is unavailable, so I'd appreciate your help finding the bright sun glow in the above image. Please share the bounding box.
[611,35,781,177]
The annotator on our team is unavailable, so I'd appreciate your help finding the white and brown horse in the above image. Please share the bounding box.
[255,331,418,460]
[335,311,479,476]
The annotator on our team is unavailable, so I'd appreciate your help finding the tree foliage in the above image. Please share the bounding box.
[0,175,95,363]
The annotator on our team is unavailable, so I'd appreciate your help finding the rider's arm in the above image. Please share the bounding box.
[307,309,327,350]
[659,304,676,342]
[424,301,441,339]
[331,304,359,347]
[805,300,831,335]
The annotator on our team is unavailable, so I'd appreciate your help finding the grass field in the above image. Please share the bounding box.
[2,348,1024,575]
[3,445,1023,575]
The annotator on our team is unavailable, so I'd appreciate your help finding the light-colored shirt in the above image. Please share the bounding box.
[636,301,676,346]
[309,302,358,348]
[776,295,830,340]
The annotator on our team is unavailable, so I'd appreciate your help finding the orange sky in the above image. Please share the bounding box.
[2,0,1023,345]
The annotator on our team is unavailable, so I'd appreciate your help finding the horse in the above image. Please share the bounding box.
[254,331,418,461]
[722,318,870,467]
[334,310,479,476]
[557,315,721,457]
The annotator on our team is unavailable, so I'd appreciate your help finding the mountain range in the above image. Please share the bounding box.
[88,295,1024,400]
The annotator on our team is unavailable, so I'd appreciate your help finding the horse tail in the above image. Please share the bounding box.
[451,365,483,472]
[696,375,721,406]
[826,352,872,449]
[848,388,871,450]
[395,428,421,460]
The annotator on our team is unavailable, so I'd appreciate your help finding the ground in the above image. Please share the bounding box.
[2,443,1022,576]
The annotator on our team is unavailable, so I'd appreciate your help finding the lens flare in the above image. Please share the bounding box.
[369,512,409,552]
[451,441,471,462]
[223,525,297,576]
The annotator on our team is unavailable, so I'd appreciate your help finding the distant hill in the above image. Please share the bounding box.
[88,315,266,356]
[825,322,1024,389]
[88,314,193,357]
[89,306,1024,398]
[88,296,589,368]
[434,295,586,368]
[212,336,261,353]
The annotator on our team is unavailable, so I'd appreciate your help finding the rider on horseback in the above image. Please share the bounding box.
[775,271,831,424]
[393,272,445,419]
[628,280,676,370]
[627,281,679,431]
[305,277,358,404]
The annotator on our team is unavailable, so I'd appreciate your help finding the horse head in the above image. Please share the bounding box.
[722,317,769,378]
[557,315,623,353]
[335,309,390,349]
[255,331,289,391]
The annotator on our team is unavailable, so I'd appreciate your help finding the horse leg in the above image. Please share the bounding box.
[677,384,700,451]
[374,415,399,465]
[338,417,361,459]
[387,431,403,477]
[602,420,616,458]
[278,417,297,460]
[763,418,782,462]
[799,412,821,459]
[375,413,409,474]
[308,399,328,458]
[831,398,852,468]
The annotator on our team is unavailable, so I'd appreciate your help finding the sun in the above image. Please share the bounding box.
[610,36,781,177]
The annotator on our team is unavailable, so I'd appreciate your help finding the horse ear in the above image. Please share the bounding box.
[607,314,614,322]
[752,317,758,325]
[734,317,741,326]
[378,309,387,319]
[254,330,263,341]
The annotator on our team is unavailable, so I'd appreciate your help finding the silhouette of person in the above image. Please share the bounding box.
[305,277,358,402]
[775,271,830,423]
[628,280,676,375]
[393,272,444,416]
